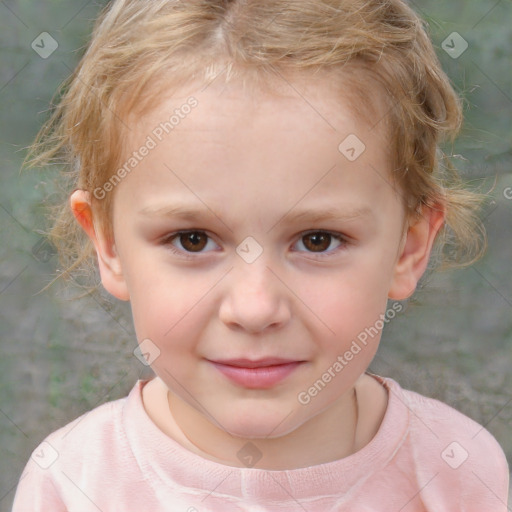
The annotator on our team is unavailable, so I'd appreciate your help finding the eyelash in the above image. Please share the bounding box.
[160,230,350,260]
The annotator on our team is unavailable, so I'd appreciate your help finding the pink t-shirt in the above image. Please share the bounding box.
[12,375,509,511]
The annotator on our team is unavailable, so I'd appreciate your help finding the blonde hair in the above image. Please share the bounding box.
[24,0,487,289]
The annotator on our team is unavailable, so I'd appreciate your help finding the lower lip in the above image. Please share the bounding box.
[210,361,303,389]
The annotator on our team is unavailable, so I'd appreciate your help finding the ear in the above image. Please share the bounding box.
[69,190,130,301]
[388,203,445,300]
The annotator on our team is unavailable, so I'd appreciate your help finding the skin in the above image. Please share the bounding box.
[70,74,444,470]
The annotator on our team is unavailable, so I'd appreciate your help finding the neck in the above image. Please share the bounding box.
[166,383,360,470]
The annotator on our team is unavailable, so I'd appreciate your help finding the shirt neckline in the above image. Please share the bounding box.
[122,373,410,502]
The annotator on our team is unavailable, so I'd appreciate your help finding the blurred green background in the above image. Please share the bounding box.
[0,0,511,510]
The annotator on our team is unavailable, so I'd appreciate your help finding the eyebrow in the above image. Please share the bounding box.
[282,205,373,223]
[138,204,373,224]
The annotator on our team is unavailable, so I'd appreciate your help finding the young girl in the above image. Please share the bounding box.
[13,0,509,510]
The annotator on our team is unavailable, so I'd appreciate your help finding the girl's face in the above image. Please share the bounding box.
[80,76,440,443]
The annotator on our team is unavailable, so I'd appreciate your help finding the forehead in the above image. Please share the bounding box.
[126,67,390,146]
[113,74,400,226]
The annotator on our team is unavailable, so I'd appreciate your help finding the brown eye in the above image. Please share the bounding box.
[178,231,208,252]
[161,230,219,259]
[302,232,332,252]
[294,231,347,257]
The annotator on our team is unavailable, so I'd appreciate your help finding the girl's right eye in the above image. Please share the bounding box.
[161,231,219,259]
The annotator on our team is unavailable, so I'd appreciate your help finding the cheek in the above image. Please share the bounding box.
[126,265,213,347]
[129,280,212,379]
[310,263,389,323]
[301,258,393,363]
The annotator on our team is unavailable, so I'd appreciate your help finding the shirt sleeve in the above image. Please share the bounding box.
[459,427,510,511]
[11,443,68,512]
[406,387,510,512]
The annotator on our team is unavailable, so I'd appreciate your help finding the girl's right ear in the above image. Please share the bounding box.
[69,190,130,301]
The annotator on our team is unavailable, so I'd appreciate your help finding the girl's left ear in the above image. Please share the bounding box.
[388,204,445,300]
[70,189,130,301]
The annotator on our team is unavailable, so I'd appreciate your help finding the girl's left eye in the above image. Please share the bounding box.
[293,230,348,256]
[161,230,348,258]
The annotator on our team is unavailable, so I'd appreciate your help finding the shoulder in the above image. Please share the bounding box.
[44,392,128,456]
[386,377,509,509]
[12,385,139,511]
[397,381,506,462]
[18,381,145,488]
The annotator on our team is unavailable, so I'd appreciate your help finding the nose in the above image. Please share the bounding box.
[218,258,291,334]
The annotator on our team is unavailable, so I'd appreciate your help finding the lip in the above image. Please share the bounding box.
[211,358,301,368]
[208,359,305,389]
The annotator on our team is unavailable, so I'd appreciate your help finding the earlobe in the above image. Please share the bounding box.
[69,190,130,301]
[388,205,445,300]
